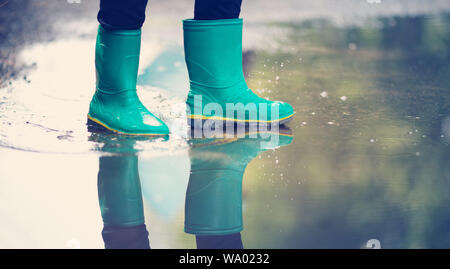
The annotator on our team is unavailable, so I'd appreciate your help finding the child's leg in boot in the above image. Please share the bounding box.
[88,0,169,135]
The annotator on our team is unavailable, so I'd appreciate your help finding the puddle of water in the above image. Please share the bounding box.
[0,38,189,155]
[1,1,450,248]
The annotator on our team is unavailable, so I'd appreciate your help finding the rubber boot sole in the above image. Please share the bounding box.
[87,115,168,137]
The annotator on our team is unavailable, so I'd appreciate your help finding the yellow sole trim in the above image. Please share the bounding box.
[187,113,295,123]
[87,114,168,136]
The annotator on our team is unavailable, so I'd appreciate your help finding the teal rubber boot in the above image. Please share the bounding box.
[183,19,295,126]
[88,25,169,136]
[97,139,151,249]
[95,135,146,227]
[184,128,293,235]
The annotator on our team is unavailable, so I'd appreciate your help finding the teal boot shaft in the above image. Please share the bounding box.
[95,26,140,93]
[184,19,245,89]
[183,19,294,124]
[88,25,169,135]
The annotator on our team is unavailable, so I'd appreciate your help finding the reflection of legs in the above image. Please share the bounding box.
[196,234,243,249]
[194,0,242,20]
[98,155,150,249]
[102,224,149,249]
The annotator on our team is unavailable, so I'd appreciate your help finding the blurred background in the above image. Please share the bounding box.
[0,0,450,248]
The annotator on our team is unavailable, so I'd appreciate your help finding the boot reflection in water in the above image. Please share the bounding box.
[88,0,294,135]
[185,127,293,249]
[98,153,149,249]
[90,132,159,249]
